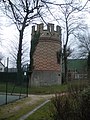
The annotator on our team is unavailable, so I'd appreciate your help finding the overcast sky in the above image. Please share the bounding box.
[0,0,90,67]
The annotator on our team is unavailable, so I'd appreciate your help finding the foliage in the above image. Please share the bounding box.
[51,83,90,120]
[29,32,40,73]
[67,80,89,98]
[80,87,90,120]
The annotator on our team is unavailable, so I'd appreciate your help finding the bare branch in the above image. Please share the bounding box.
[41,0,72,6]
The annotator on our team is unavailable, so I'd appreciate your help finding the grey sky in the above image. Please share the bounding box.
[0,0,90,67]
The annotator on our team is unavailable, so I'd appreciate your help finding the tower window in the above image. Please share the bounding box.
[47,32,49,35]
[56,51,60,64]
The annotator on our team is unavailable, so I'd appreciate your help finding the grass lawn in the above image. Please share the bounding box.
[28,84,67,94]
[0,80,89,120]
[26,101,53,120]
[0,83,68,120]
[0,82,67,95]
[0,80,88,95]
[0,96,46,120]
[0,82,27,94]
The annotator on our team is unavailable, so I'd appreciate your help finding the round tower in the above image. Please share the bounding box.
[30,23,62,86]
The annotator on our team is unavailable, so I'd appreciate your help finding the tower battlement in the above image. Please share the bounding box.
[32,23,61,41]
[30,23,62,86]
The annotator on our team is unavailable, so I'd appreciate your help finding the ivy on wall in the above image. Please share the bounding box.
[29,32,40,74]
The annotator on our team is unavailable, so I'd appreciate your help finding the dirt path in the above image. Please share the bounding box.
[17,94,54,120]
[0,94,55,120]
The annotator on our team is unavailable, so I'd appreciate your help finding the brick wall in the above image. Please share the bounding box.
[33,41,60,71]
[30,23,62,86]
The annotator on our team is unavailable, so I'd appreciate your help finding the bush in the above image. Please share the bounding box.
[80,87,90,120]
[51,93,81,120]
[51,84,90,120]
[51,94,71,120]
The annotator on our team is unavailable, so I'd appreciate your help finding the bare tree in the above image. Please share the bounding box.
[1,0,44,82]
[77,29,90,80]
[59,0,88,83]
[43,0,88,83]
[7,37,29,68]
[0,0,88,83]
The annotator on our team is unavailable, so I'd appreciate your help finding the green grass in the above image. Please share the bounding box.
[26,80,90,120]
[0,97,45,120]
[28,84,67,94]
[0,82,67,95]
[0,80,89,95]
[0,82,27,94]
[26,101,53,120]
[0,80,89,120]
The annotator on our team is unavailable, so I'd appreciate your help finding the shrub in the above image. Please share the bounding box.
[51,93,81,120]
[51,84,90,120]
[51,94,71,120]
[80,87,90,120]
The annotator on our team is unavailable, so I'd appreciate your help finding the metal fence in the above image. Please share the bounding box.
[0,70,29,105]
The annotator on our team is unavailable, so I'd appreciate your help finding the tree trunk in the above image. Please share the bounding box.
[17,30,23,84]
[63,19,68,83]
[16,14,28,85]
[63,45,68,83]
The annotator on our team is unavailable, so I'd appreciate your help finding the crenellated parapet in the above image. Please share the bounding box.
[30,23,62,86]
[32,23,61,42]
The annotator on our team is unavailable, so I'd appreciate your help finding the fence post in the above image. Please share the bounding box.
[6,57,9,104]
[6,80,8,104]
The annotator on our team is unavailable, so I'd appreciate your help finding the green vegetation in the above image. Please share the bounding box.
[28,80,89,94]
[28,84,67,94]
[26,102,53,120]
[30,32,40,72]
[26,81,90,120]
[80,87,90,120]
[0,80,89,120]
[0,83,67,95]
[67,59,87,71]
[0,80,89,95]
[50,83,90,120]
[0,97,45,120]
[0,82,27,94]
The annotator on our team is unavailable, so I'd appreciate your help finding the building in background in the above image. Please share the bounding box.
[67,59,87,80]
[30,23,62,86]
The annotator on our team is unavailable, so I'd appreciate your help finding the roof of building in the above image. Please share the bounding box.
[67,59,87,72]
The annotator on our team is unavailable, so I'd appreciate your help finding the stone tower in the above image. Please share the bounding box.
[30,23,62,86]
